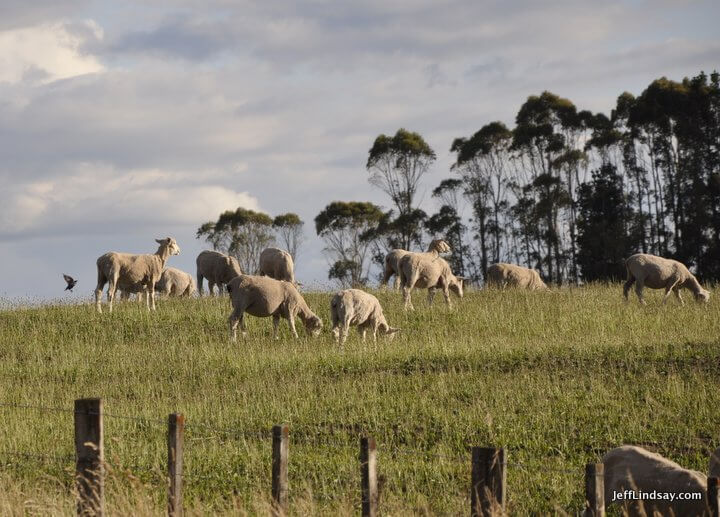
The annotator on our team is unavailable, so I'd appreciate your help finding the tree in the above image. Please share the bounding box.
[576,164,636,282]
[197,207,275,274]
[273,213,305,261]
[451,122,514,279]
[366,128,436,249]
[314,201,384,286]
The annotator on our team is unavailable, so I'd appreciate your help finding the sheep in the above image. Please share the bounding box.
[258,247,295,284]
[94,237,180,313]
[623,253,710,305]
[383,239,452,289]
[227,275,323,341]
[603,445,712,516]
[196,250,243,296]
[330,289,400,345]
[486,263,548,290]
[156,267,196,297]
[399,248,464,310]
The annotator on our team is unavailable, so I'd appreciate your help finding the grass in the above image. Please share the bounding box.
[0,284,718,515]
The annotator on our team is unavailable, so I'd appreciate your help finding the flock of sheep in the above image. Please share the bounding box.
[88,237,716,514]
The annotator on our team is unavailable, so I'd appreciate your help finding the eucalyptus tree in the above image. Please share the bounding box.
[197,207,275,274]
[366,128,436,249]
[273,213,304,260]
[314,201,385,286]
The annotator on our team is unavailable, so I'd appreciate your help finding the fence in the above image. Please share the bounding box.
[1,398,719,516]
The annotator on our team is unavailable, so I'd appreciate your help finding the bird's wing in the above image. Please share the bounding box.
[63,274,74,283]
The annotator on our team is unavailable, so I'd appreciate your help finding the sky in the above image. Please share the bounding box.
[1,0,718,302]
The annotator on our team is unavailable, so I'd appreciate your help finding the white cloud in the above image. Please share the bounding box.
[0,165,261,238]
[0,21,104,84]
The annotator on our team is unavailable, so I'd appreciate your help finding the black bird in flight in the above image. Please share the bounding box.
[63,274,78,292]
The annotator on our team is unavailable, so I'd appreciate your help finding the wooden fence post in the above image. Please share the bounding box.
[360,436,378,517]
[708,477,720,517]
[75,398,104,517]
[584,463,605,517]
[167,413,184,517]
[271,424,289,516]
[471,447,506,517]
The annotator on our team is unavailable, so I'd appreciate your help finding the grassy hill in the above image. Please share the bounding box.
[0,285,718,515]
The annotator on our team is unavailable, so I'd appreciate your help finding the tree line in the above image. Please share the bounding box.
[198,70,720,286]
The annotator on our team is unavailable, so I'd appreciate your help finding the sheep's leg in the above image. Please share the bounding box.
[623,275,635,301]
[442,286,453,309]
[662,280,680,305]
[674,287,684,305]
[228,309,240,342]
[149,285,157,311]
[332,325,341,344]
[287,313,299,339]
[94,282,104,314]
[107,276,118,313]
[403,279,416,311]
[634,278,646,305]
[393,276,401,290]
[197,274,204,297]
[272,314,281,340]
[372,323,379,343]
[427,288,436,306]
[208,282,215,297]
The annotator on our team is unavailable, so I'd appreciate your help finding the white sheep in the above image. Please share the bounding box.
[623,253,710,305]
[94,237,180,313]
[258,247,295,284]
[486,263,547,290]
[156,267,196,297]
[330,289,400,345]
[603,445,715,516]
[227,275,323,341]
[382,239,451,290]
[399,245,463,310]
[196,250,243,296]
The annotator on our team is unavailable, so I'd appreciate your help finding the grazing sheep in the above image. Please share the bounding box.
[258,247,295,284]
[330,289,400,345]
[383,239,452,289]
[486,263,547,290]
[399,249,464,310]
[156,267,196,297]
[94,237,180,313]
[227,275,323,341]
[603,445,710,516]
[196,250,243,296]
[623,253,710,305]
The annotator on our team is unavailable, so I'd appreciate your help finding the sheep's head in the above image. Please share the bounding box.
[225,257,243,278]
[695,288,710,303]
[450,276,464,299]
[380,323,401,341]
[156,237,180,256]
[304,315,323,337]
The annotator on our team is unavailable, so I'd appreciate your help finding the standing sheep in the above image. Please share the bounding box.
[486,263,547,290]
[258,247,296,284]
[399,250,464,311]
[227,275,323,341]
[156,267,196,297]
[382,239,452,290]
[623,253,710,305]
[603,445,711,516]
[330,289,400,345]
[94,237,180,313]
[196,250,243,296]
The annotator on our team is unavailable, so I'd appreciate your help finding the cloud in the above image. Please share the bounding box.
[0,21,104,84]
[0,164,261,239]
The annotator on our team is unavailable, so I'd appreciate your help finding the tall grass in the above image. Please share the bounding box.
[0,285,718,515]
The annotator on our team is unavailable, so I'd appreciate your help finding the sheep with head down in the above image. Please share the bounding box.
[330,288,400,345]
[156,267,196,297]
[398,239,463,310]
[486,263,547,290]
[603,445,720,516]
[623,253,710,305]
[94,237,180,313]
[382,239,452,290]
[258,247,296,284]
[227,275,322,341]
[196,250,243,296]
